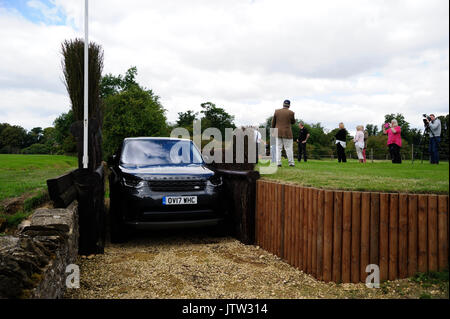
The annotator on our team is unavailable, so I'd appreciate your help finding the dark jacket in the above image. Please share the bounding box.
[335,128,348,142]
[271,107,295,139]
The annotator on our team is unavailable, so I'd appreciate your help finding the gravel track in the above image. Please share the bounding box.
[65,230,448,299]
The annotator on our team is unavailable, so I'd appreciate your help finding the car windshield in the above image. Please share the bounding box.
[120,139,204,167]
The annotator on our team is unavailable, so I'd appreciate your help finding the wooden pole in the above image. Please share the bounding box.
[302,187,308,272]
[295,186,301,268]
[351,192,361,283]
[307,188,313,274]
[323,190,334,282]
[360,192,370,282]
[437,195,448,271]
[370,193,380,266]
[316,190,325,281]
[389,193,398,281]
[407,195,418,277]
[418,194,428,273]
[342,191,352,283]
[312,189,318,277]
[332,191,343,283]
[427,195,438,272]
[398,194,408,278]
[379,193,389,281]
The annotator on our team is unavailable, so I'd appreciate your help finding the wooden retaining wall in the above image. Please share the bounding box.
[255,180,449,283]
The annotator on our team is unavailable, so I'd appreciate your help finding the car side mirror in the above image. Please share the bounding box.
[107,154,116,166]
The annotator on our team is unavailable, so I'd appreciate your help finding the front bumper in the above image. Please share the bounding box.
[115,183,225,229]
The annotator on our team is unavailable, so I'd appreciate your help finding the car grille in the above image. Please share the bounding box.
[148,179,206,192]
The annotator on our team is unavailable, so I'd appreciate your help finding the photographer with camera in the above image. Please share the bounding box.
[424,114,441,164]
[383,119,402,164]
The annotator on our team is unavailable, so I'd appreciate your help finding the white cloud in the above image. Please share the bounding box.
[0,0,448,133]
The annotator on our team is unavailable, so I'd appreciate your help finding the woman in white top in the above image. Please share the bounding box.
[353,125,365,163]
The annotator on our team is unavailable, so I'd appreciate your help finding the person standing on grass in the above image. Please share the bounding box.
[383,119,402,164]
[353,125,365,163]
[363,128,369,163]
[271,100,295,167]
[296,122,310,162]
[425,114,441,164]
[335,122,348,163]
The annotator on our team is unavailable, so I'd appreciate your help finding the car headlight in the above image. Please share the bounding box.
[122,176,146,188]
[208,175,222,187]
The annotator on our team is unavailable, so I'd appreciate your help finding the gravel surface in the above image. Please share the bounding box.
[65,230,448,299]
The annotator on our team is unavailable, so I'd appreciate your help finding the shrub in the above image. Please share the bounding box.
[21,143,51,154]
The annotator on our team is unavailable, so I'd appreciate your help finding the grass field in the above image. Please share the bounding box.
[258,159,449,194]
[0,154,78,202]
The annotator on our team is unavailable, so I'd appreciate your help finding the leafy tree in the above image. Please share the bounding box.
[40,127,58,154]
[103,86,169,158]
[100,66,140,99]
[200,102,235,137]
[365,124,378,136]
[25,127,44,147]
[21,143,51,154]
[0,125,27,152]
[53,110,76,154]
[176,110,198,127]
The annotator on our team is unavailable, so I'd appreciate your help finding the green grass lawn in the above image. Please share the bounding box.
[0,154,78,202]
[257,159,449,194]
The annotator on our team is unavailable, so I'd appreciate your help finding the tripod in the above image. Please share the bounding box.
[412,122,436,164]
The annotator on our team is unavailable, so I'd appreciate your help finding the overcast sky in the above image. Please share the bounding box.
[0,0,448,136]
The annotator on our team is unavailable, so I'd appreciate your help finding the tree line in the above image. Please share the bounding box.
[1,65,448,161]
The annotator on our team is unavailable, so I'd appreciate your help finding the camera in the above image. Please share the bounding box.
[423,114,431,127]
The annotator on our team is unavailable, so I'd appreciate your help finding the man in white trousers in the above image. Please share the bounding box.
[271,100,296,167]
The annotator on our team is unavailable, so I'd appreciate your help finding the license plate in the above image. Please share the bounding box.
[163,196,197,205]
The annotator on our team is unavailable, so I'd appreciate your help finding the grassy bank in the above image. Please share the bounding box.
[0,154,77,202]
[257,159,449,194]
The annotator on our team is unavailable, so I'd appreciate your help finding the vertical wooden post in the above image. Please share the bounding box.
[307,188,313,274]
[389,193,398,281]
[302,187,308,272]
[258,180,267,248]
[323,190,334,282]
[283,185,290,262]
[342,191,352,283]
[379,193,389,282]
[438,195,448,271]
[398,194,408,278]
[407,194,418,277]
[298,187,304,270]
[332,191,343,283]
[290,185,296,266]
[295,186,302,268]
[427,195,438,272]
[267,182,275,253]
[316,190,324,281]
[312,189,318,277]
[278,183,283,257]
[418,194,428,273]
[351,192,361,283]
[360,192,370,282]
[370,193,380,267]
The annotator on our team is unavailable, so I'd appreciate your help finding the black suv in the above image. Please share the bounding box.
[108,137,226,242]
